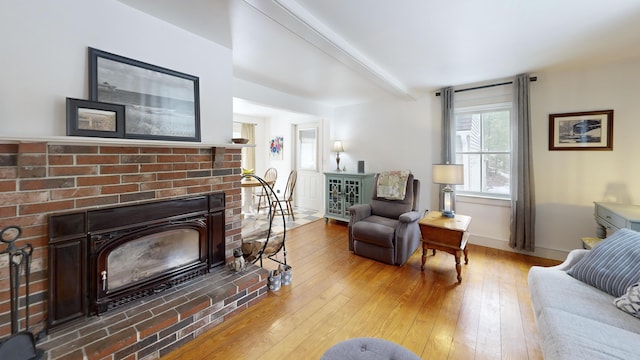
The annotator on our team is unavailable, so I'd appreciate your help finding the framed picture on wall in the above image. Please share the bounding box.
[66,98,125,138]
[270,136,284,159]
[88,47,201,142]
[548,109,613,151]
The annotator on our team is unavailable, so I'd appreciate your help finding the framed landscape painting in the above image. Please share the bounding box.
[549,110,613,151]
[88,48,201,142]
[66,98,125,138]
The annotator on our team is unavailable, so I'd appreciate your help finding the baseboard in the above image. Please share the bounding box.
[469,234,569,261]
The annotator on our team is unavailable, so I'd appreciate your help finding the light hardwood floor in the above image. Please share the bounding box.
[163,219,560,359]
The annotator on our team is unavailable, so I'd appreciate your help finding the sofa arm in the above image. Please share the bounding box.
[399,211,421,223]
[349,204,371,223]
[550,248,590,271]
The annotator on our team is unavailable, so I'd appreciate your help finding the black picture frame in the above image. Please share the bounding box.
[88,47,201,142]
[549,110,614,151]
[66,98,125,138]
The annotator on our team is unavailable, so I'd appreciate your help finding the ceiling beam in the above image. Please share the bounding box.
[241,0,416,101]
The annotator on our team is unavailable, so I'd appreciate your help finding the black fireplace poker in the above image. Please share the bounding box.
[0,225,43,360]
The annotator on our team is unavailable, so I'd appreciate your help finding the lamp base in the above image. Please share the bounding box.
[441,210,455,218]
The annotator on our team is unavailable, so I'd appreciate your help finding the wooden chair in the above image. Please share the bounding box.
[255,168,277,213]
[272,170,297,220]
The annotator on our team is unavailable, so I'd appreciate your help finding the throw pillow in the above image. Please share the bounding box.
[614,282,640,318]
[567,228,640,297]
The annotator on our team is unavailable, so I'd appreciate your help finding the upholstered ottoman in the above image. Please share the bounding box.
[321,337,421,360]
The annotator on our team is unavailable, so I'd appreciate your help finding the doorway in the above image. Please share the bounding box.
[294,121,323,212]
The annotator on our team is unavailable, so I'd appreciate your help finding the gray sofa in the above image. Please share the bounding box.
[528,249,640,359]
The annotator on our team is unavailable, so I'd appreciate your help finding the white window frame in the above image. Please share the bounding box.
[455,102,512,200]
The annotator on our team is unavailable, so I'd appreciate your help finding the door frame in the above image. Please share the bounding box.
[292,119,324,212]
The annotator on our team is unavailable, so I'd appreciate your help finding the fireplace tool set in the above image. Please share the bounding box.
[0,226,44,360]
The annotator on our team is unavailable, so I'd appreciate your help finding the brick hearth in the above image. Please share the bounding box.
[39,264,267,359]
[0,140,260,358]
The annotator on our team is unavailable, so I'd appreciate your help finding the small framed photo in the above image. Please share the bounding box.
[66,98,125,138]
[549,110,613,151]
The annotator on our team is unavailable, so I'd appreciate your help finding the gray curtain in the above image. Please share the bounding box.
[440,87,455,211]
[510,74,535,251]
[441,87,455,163]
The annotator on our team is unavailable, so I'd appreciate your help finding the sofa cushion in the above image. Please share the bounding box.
[536,307,639,360]
[351,217,397,248]
[614,282,640,318]
[529,265,640,333]
[567,228,640,297]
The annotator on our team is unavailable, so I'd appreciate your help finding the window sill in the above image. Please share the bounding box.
[457,194,511,208]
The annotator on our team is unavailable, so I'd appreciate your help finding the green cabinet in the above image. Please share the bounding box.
[324,172,374,222]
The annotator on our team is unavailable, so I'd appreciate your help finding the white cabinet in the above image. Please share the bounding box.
[324,172,374,222]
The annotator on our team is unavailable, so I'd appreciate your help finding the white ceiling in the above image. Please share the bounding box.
[118,0,640,116]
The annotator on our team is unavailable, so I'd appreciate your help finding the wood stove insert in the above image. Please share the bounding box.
[47,193,225,330]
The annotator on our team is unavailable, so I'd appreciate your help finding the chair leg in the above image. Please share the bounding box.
[287,201,295,221]
[271,201,279,221]
[256,194,263,213]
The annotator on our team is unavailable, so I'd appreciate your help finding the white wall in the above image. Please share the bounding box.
[11,0,638,260]
[0,0,233,144]
[233,77,333,204]
[332,56,640,260]
[262,114,319,195]
[532,58,640,256]
[331,95,437,214]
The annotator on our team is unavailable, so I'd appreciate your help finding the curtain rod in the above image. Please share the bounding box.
[435,76,537,96]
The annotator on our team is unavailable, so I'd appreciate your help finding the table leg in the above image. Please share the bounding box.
[421,243,427,271]
[463,248,469,264]
[242,187,257,218]
[455,250,462,283]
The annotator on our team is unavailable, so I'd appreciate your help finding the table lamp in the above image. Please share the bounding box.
[432,164,464,218]
[332,140,344,171]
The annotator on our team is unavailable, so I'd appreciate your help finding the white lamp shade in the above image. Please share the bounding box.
[432,164,464,185]
[331,140,344,152]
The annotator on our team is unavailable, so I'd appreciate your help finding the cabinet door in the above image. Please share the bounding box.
[326,176,345,218]
[343,177,363,209]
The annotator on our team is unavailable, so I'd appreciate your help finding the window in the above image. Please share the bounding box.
[455,104,511,198]
[233,121,255,171]
[298,128,317,171]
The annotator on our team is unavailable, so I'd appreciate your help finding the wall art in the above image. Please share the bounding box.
[549,109,613,151]
[270,136,284,159]
[66,98,125,138]
[88,47,200,142]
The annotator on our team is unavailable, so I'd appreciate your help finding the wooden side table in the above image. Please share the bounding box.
[418,211,472,283]
[581,237,603,250]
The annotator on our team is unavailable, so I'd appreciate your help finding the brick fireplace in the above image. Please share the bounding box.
[0,141,268,359]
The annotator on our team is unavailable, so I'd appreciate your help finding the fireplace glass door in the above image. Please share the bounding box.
[106,228,200,291]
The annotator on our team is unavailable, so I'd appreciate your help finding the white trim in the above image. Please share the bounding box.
[0,136,249,149]
[469,234,569,262]
[457,194,510,207]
